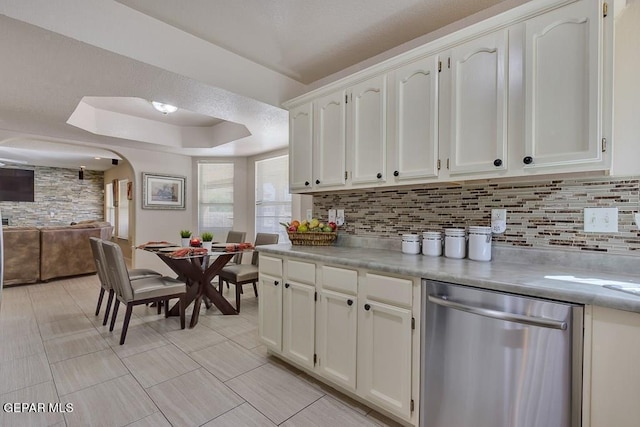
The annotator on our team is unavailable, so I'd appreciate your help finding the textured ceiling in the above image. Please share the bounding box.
[0,0,524,169]
[117,0,510,84]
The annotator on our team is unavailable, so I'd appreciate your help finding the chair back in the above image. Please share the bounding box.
[251,233,279,265]
[226,230,247,264]
[89,237,110,290]
[101,240,134,302]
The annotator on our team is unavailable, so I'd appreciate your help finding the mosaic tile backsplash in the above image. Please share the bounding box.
[313,176,640,255]
[0,165,104,227]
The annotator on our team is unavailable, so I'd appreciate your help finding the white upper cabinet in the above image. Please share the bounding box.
[314,90,347,189]
[285,0,614,192]
[523,0,603,169]
[448,29,509,176]
[349,75,387,185]
[289,103,314,191]
[391,55,440,182]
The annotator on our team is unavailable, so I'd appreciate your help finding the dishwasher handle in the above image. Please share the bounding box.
[428,294,567,330]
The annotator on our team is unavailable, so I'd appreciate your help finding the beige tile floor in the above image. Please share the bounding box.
[0,275,403,427]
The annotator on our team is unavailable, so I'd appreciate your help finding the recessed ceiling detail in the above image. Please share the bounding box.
[0,138,121,171]
[67,96,251,149]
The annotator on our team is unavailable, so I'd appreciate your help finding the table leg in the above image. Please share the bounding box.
[190,295,203,328]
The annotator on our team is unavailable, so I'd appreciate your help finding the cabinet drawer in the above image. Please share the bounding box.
[287,259,315,285]
[321,266,357,295]
[259,255,283,277]
[364,273,413,308]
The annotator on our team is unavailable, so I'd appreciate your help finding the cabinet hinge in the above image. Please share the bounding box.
[448,57,451,69]
[602,137,607,152]
[313,353,317,365]
[410,399,415,412]
[345,94,348,104]
[603,2,608,17]
[437,159,441,170]
[345,170,348,180]
[411,317,415,330]
[314,291,318,301]
[438,61,442,72]
[446,158,450,169]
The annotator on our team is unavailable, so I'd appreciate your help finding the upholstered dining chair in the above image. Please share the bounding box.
[218,232,279,312]
[89,237,162,326]
[226,230,247,265]
[100,240,187,344]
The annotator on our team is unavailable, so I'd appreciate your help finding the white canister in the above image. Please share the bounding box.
[444,228,466,259]
[402,234,421,255]
[468,226,492,261]
[422,231,442,256]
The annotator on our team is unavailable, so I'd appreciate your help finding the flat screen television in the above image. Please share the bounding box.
[0,168,35,202]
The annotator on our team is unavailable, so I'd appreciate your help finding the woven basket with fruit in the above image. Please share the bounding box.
[281,218,338,246]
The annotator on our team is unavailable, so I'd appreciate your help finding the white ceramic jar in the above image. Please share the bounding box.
[468,226,492,261]
[444,228,466,259]
[422,231,442,256]
[402,234,421,254]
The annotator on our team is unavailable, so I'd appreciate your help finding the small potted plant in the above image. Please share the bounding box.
[180,230,192,247]
[201,232,214,251]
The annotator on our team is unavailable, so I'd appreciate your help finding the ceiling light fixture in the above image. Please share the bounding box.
[151,101,178,114]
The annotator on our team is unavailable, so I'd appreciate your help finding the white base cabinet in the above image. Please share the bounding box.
[258,274,282,351]
[358,299,413,418]
[316,288,358,391]
[587,306,640,427]
[258,254,420,425]
[282,280,315,369]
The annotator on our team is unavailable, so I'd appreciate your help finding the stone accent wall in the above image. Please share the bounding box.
[313,176,640,255]
[0,166,104,227]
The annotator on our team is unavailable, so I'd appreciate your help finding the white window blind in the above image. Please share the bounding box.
[255,155,291,242]
[198,162,234,240]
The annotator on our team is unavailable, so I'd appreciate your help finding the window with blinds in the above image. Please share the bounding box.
[198,162,234,239]
[255,155,291,242]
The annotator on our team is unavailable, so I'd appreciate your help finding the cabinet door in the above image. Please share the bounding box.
[590,306,640,427]
[289,103,314,191]
[316,289,357,391]
[524,0,602,168]
[282,280,316,369]
[358,299,413,419]
[350,75,387,185]
[393,55,439,181]
[258,274,282,352]
[449,29,508,175]
[314,90,347,188]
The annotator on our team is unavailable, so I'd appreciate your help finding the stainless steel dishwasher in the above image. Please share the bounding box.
[421,280,583,427]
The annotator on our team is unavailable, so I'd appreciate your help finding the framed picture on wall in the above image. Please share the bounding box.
[142,172,186,209]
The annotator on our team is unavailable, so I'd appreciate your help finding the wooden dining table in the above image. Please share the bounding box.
[140,244,252,328]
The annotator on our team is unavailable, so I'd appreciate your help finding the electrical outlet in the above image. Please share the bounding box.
[491,209,507,221]
[584,207,618,233]
[328,209,336,223]
[635,213,640,230]
[491,209,507,234]
[336,209,345,226]
[306,209,313,222]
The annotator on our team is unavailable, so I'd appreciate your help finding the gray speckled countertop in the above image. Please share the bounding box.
[257,243,640,313]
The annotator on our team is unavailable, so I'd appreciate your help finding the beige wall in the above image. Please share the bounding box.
[108,147,194,274]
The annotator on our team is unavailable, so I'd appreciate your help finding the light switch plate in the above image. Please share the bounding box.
[584,207,618,233]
